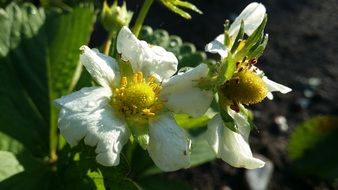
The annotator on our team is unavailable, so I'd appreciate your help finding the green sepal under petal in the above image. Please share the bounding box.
[218,51,236,85]
[247,34,269,60]
[235,15,267,61]
[239,106,257,130]
[219,106,237,133]
[127,120,149,150]
[230,20,245,53]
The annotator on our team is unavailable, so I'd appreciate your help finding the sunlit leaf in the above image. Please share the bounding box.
[0,151,24,181]
[288,115,338,180]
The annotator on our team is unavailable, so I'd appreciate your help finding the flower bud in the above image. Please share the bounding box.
[101,1,133,33]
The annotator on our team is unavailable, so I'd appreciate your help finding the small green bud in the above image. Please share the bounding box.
[101,1,133,32]
[219,70,268,105]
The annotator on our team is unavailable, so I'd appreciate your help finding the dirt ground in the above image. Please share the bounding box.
[138,0,338,189]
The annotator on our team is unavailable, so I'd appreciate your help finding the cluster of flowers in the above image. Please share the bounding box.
[55,2,291,171]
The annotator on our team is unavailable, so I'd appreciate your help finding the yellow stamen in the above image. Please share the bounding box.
[219,69,268,105]
[112,72,163,122]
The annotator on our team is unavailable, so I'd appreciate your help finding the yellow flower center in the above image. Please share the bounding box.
[220,69,268,105]
[113,72,162,121]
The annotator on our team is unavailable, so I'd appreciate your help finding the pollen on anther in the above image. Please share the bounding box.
[112,72,163,120]
[142,109,155,116]
[121,77,127,86]
[148,76,156,83]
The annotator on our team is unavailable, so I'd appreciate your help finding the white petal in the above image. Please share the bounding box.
[205,34,228,59]
[162,89,213,118]
[262,76,292,94]
[227,107,251,140]
[55,87,130,166]
[229,2,266,37]
[267,92,274,100]
[55,87,112,112]
[160,64,213,117]
[116,26,178,80]
[80,45,119,89]
[206,114,265,169]
[147,113,191,171]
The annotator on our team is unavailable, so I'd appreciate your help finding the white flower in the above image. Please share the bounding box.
[206,107,265,169]
[203,2,291,170]
[205,2,266,59]
[205,2,291,98]
[55,26,213,171]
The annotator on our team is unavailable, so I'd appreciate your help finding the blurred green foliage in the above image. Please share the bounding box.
[288,115,338,180]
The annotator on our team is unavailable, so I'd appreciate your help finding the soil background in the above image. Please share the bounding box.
[127,0,338,189]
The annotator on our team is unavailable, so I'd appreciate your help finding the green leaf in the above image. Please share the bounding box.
[0,3,49,156]
[0,131,25,155]
[129,143,157,177]
[159,0,202,20]
[0,2,96,189]
[87,170,105,190]
[61,162,100,190]
[288,116,338,159]
[0,2,95,155]
[189,134,216,167]
[0,167,52,190]
[288,115,338,180]
[0,151,50,189]
[0,0,23,7]
[60,142,133,190]
[0,151,24,181]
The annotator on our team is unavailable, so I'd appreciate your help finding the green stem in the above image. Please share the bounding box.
[49,106,58,163]
[103,32,114,55]
[47,52,58,163]
[132,0,154,37]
